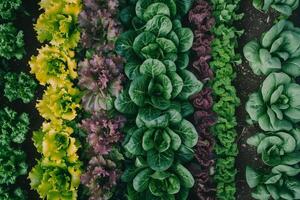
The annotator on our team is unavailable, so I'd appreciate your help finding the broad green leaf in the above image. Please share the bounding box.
[246,166,262,188]
[129,76,149,106]
[133,168,153,192]
[177,70,203,100]
[176,28,193,53]
[140,59,166,77]
[172,119,198,147]
[147,149,174,171]
[114,89,138,115]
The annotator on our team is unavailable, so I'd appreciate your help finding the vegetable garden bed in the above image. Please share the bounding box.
[1,0,300,200]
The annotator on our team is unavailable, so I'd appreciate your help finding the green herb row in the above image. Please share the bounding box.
[209,0,243,199]
[114,0,203,199]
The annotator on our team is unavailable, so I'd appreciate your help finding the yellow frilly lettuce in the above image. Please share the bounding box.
[37,83,81,121]
[30,45,77,86]
[35,1,81,49]
[33,121,79,164]
[29,159,81,200]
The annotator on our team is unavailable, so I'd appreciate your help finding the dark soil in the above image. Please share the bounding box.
[235,1,300,200]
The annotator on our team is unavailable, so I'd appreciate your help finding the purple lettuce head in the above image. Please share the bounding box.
[78,54,124,113]
[81,115,125,155]
[81,155,121,200]
[79,0,122,50]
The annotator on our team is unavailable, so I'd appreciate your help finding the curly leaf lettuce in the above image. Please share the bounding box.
[30,45,77,86]
[0,0,22,20]
[4,72,37,103]
[35,2,81,49]
[37,83,81,121]
[29,160,81,200]
[0,23,25,60]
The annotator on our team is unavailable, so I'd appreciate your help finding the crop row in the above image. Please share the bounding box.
[244,2,300,198]
[28,1,82,199]
[0,1,36,199]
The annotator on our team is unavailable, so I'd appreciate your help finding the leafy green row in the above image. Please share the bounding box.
[244,18,300,199]
[114,0,203,199]
[209,0,243,199]
[28,1,83,199]
[0,107,29,200]
[0,1,36,198]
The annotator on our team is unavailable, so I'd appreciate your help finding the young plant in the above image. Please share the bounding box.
[246,166,300,200]
[252,0,299,16]
[0,23,25,60]
[247,129,300,166]
[4,72,37,103]
[0,0,22,20]
[244,20,300,77]
[246,72,300,131]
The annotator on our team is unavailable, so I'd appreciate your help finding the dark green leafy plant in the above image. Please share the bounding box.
[252,0,299,16]
[0,146,27,185]
[0,23,25,60]
[246,166,300,200]
[246,72,300,131]
[0,187,27,200]
[0,0,22,20]
[4,72,37,103]
[247,129,300,166]
[0,107,30,146]
[244,20,300,77]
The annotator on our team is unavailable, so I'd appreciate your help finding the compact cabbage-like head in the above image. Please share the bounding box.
[246,72,300,131]
[246,165,300,200]
[252,0,299,16]
[247,129,300,166]
[244,20,300,77]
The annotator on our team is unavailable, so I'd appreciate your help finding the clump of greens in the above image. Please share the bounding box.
[0,0,22,20]
[0,23,25,60]
[247,129,300,166]
[0,107,30,146]
[114,0,202,199]
[4,72,37,103]
[0,107,29,199]
[209,0,243,199]
[35,0,81,49]
[246,165,300,200]
[246,72,300,131]
[244,20,300,77]
[252,0,299,16]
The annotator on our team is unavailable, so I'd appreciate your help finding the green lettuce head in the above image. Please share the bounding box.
[247,129,300,166]
[115,59,202,111]
[0,0,22,20]
[246,165,300,200]
[0,23,25,60]
[244,20,300,77]
[122,163,194,199]
[246,72,300,131]
[252,0,299,16]
[124,107,198,171]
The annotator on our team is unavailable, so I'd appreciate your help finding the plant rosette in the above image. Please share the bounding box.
[37,83,81,122]
[246,72,300,131]
[122,163,194,199]
[35,1,81,49]
[30,45,77,86]
[29,159,81,200]
[252,0,299,16]
[246,165,300,200]
[244,20,300,77]
[0,23,25,60]
[247,129,300,166]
